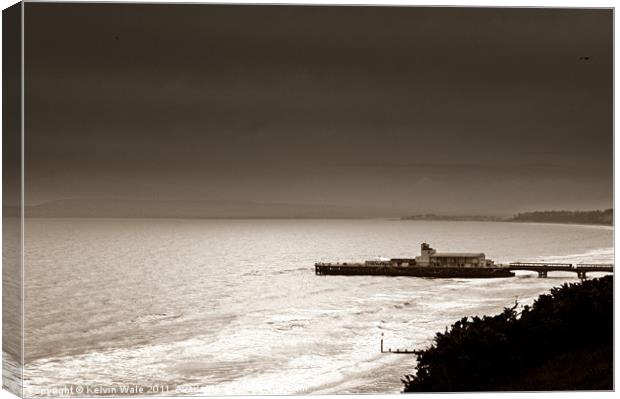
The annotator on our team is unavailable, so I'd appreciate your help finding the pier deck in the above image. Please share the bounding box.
[315,263,514,278]
[315,262,613,279]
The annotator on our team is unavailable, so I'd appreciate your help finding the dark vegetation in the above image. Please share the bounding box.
[402,276,613,392]
[511,209,613,225]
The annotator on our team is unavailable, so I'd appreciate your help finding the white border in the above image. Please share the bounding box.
[0,2,616,399]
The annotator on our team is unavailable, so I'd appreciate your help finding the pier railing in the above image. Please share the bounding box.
[508,262,573,268]
[575,263,614,269]
[506,262,613,278]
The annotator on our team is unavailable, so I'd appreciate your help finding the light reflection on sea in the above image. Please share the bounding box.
[19,219,613,395]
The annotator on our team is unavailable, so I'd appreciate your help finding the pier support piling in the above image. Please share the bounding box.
[537,271,548,278]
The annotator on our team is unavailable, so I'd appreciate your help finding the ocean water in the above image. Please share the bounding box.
[17,219,613,396]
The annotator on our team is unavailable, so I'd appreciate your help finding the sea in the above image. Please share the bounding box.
[10,218,614,396]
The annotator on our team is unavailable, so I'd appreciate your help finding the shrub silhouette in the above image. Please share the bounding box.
[402,276,613,392]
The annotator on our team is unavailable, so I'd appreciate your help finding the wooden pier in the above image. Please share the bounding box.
[315,262,613,279]
[316,243,613,280]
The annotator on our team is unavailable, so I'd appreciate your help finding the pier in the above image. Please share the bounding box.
[315,243,613,280]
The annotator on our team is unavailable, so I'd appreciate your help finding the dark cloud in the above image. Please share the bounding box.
[24,4,612,216]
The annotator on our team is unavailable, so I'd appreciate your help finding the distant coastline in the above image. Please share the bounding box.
[401,209,613,226]
[3,201,613,226]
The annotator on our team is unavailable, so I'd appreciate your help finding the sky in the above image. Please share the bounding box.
[24,4,613,216]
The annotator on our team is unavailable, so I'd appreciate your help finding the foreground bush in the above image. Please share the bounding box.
[402,276,613,392]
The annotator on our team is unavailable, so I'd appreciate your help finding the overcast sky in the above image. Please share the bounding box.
[24,4,612,216]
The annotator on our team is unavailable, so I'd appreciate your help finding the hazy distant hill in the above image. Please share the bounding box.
[20,198,388,219]
[14,201,615,223]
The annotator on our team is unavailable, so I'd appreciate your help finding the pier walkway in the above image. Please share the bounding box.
[505,262,613,279]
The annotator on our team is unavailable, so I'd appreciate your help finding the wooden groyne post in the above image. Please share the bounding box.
[381,333,415,354]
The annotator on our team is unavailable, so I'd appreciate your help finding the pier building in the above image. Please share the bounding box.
[415,243,494,267]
